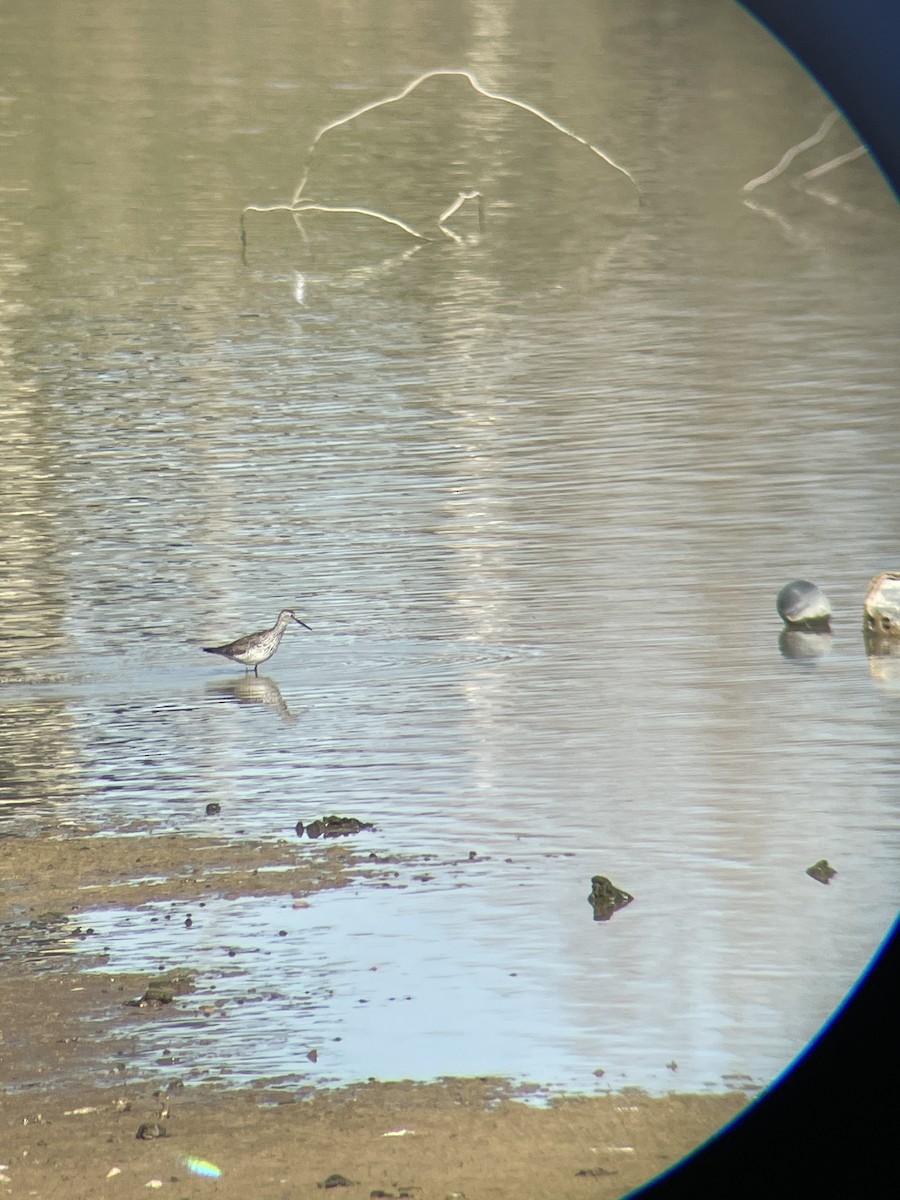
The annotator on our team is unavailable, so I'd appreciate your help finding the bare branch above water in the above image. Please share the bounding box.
[240,69,641,254]
[742,110,844,192]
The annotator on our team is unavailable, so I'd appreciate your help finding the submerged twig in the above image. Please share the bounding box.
[742,110,841,191]
[241,68,640,253]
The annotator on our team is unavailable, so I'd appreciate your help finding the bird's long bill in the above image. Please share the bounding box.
[294,616,312,630]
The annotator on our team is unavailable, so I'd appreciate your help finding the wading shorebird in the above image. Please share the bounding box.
[202,609,311,674]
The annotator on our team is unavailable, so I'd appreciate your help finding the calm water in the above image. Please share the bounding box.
[2,0,899,1100]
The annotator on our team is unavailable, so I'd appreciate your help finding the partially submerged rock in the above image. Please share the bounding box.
[587,875,633,921]
[806,860,837,885]
[863,572,900,639]
[776,580,831,628]
[125,971,195,1009]
[297,815,375,839]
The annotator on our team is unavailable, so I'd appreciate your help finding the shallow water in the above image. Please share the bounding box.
[2,0,900,1098]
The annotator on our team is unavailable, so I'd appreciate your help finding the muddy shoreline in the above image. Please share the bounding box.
[0,824,748,1198]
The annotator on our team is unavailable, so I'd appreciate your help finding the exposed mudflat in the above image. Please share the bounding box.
[0,825,747,1198]
[0,822,365,915]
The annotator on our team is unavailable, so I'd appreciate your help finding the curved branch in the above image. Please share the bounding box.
[292,68,641,204]
[293,202,435,241]
[743,110,841,192]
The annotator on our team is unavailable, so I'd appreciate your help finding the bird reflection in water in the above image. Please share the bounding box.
[209,674,298,723]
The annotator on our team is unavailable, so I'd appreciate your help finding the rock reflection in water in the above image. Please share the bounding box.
[863,630,900,692]
[778,628,833,664]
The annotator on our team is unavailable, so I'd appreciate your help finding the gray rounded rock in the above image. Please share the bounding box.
[776,580,831,626]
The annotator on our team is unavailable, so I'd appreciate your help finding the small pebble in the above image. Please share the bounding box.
[136,1122,166,1140]
[318,1173,356,1189]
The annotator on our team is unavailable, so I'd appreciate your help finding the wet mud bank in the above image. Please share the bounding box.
[1,1073,746,1200]
[0,823,748,1198]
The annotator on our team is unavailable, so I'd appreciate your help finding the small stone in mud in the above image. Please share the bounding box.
[136,1122,166,1139]
[318,1173,357,1189]
[125,971,195,1008]
[806,859,837,884]
[205,802,221,815]
[126,985,173,1007]
[587,875,634,922]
